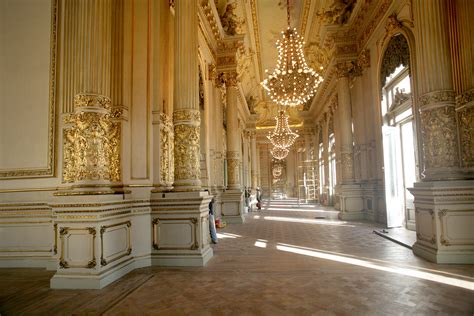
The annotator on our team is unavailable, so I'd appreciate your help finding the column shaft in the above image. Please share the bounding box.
[173,0,201,191]
[414,0,461,180]
[337,77,355,183]
[225,74,241,189]
[251,131,258,189]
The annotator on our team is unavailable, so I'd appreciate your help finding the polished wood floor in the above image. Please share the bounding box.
[1,199,473,315]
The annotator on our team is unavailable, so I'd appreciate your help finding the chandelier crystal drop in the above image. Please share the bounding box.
[271,146,289,160]
[267,110,299,149]
[260,0,323,107]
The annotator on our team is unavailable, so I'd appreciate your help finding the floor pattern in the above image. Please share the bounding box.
[1,199,473,315]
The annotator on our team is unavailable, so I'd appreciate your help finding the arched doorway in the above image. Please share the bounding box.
[380,34,419,230]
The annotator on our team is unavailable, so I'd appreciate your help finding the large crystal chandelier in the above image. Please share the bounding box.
[271,146,289,160]
[261,0,323,107]
[267,110,299,149]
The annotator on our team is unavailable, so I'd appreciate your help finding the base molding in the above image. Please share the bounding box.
[413,242,474,264]
[338,210,366,221]
[151,246,213,266]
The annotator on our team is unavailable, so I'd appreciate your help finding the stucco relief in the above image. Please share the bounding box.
[63,94,120,183]
[173,123,201,182]
[160,113,174,186]
[420,106,459,171]
[458,106,474,168]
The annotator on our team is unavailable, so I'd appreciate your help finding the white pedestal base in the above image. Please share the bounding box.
[221,189,244,224]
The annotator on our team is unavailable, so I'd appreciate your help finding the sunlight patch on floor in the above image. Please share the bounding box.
[263,216,354,227]
[276,243,474,290]
[216,232,242,239]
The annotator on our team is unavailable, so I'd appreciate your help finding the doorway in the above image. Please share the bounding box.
[380,35,418,230]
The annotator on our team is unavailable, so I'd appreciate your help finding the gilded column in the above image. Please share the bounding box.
[224,72,241,190]
[250,130,258,189]
[172,0,201,191]
[414,0,462,180]
[61,0,120,194]
[334,65,355,184]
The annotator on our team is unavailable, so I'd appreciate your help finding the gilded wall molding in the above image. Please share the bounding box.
[0,0,58,180]
[100,221,132,266]
[59,227,97,269]
[152,217,199,250]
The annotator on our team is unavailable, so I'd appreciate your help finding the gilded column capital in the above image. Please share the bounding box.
[74,93,111,111]
[173,109,201,124]
[334,61,362,79]
[418,90,456,108]
[219,71,239,88]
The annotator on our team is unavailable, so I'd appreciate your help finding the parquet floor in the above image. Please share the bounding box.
[1,199,473,315]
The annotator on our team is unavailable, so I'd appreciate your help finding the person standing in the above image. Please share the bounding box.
[256,187,262,210]
[209,197,218,244]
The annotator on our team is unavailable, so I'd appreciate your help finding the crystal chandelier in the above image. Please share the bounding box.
[271,146,289,160]
[260,0,323,107]
[267,110,299,149]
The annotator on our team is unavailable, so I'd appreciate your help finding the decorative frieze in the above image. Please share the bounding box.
[418,90,456,108]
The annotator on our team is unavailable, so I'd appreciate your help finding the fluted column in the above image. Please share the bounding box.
[172,0,201,191]
[61,0,121,194]
[414,0,461,180]
[224,72,241,190]
[322,114,330,205]
[250,130,258,189]
[335,68,355,184]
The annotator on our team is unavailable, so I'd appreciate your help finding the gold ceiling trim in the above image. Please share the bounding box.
[256,122,303,130]
[0,0,58,180]
[300,0,311,37]
[250,0,263,81]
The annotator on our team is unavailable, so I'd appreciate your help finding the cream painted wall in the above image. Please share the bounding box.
[0,0,52,170]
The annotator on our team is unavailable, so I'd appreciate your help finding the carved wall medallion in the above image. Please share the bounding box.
[420,106,459,171]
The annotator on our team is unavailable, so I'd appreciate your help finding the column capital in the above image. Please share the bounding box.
[334,60,362,79]
[218,71,239,88]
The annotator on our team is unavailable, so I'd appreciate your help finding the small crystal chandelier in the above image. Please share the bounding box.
[261,0,323,107]
[267,110,299,149]
[271,146,289,160]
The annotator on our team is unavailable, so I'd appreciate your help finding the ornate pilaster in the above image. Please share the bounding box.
[152,112,174,191]
[250,129,258,189]
[223,71,241,190]
[321,113,330,205]
[172,0,201,191]
[60,0,120,194]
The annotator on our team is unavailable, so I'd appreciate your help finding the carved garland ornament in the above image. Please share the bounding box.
[160,113,175,186]
[63,94,121,183]
[227,158,240,186]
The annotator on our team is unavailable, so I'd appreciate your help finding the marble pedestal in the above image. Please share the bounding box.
[221,189,244,224]
[336,183,365,220]
[409,180,474,264]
